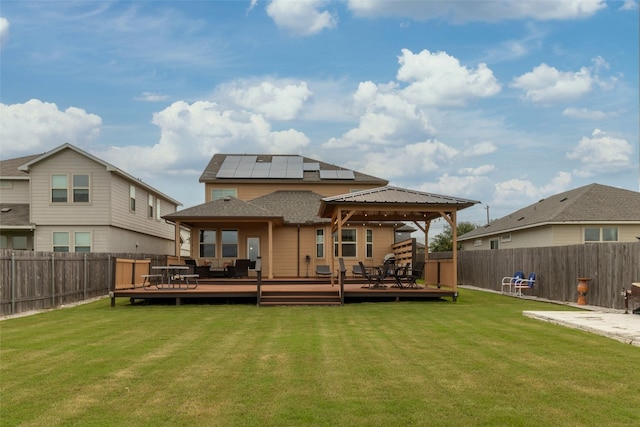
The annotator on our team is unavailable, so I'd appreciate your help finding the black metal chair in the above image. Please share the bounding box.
[358,261,386,289]
[403,261,425,289]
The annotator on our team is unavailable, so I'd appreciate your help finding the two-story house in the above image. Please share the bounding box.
[458,183,640,250]
[163,154,478,280]
[0,143,181,254]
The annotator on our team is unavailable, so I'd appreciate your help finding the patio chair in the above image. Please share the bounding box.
[316,264,332,277]
[391,263,411,288]
[501,271,524,294]
[351,263,364,277]
[514,272,536,297]
[403,261,425,289]
[234,259,251,278]
[358,261,386,289]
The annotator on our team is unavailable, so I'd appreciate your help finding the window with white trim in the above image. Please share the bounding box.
[74,232,91,252]
[316,229,324,258]
[211,188,237,201]
[200,230,216,257]
[221,230,238,257]
[148,194,154,218]
[334,229,357,257]
[585,227,619,242]
[156,199,161,220]
[51,174,68,203]
[72,174,90,203]
[130,185,136,212]
[366,229,373,258]
[53,232,70,252]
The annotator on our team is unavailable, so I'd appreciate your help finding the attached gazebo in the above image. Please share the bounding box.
[318,186,479,293]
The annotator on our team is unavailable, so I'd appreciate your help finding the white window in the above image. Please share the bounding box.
[490,239,499,249]
[156,199,161,220]
[473,239,483,247]
[211,189,237,201]
[585,227,619,242]
[72,174,90,203]
[148,194,154,218]
[74,232,91,252]
[53,232,70,252]
[130,185,136,212]
[366,229,373,258]
[200,230,216,257]
[316,229,324,258]
[51,174,68,203]
[221,230,238,257]
[602,227,618,242]
[334,229,357,257]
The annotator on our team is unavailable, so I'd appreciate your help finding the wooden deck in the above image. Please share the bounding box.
[110,277,458,306]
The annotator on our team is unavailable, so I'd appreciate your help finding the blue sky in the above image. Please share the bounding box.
[1,0,638,234]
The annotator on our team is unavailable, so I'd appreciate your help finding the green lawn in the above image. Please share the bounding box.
[1,290,639,427]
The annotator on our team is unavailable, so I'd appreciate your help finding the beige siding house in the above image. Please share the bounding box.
[459,183,640,250]
[0,143,181,254]
[164,154,478,280]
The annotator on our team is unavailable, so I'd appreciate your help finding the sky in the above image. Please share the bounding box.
[1,0,638,236]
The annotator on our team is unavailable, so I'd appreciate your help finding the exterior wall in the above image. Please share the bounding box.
[205,181,380,201]
[29,149,112,226]
[461,223,640,250]
[0,179,30,203]
[109,173,176,240]
[33,225,174,254]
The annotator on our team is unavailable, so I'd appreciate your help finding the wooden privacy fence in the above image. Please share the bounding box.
[458,242,640,310]
[0,250,171,316]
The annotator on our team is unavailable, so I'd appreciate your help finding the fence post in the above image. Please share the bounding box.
[83,253,88,300]
[11,252,16,315]
[51,253,55,308]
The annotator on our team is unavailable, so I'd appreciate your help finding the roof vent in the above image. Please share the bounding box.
[1,208,11,213]
[223,196,231,201]
[517,216,525,221]
[560,197,568,202]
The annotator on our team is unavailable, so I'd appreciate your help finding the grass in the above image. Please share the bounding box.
[1,289,639,427]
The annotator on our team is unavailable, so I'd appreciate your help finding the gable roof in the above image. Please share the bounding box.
[318,186,479,222]
[459,183,640,241]
[250,190,329,224]
[163,196,280,223]
[199,154,388,185]
[12,143,181,206]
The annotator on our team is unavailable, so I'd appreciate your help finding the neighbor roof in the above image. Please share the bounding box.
[0,154,40,179]
[0,204,31,228]
[14,143,181,206]
[459,183,640,241]
[199,154,388,185]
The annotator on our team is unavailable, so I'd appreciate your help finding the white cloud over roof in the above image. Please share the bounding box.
[266,0,337,36]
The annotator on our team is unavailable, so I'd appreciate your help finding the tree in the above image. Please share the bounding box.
[429,221,477,252]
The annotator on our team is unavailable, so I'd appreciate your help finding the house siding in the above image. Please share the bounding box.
[110,174,176,240]
[29,150,112,225]
[205,182,377,201]
[0,180,30,203]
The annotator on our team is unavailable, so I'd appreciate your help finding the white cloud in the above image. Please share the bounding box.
[0,99,102,157]
[459,164,495,175]
[222,80,312,120]
[0,17,9,50]
[347,0,606,22]
[418,174,491,200]
[134,92,170,102]
[511,63,596,103]
[397,49,501,107]
[266,0,337,36]
[464,141,497,157]
[267,129,310,153]
[566,129,633,176]
[619,0,638,11]
[492,171,572,208]
[562,107,618,120]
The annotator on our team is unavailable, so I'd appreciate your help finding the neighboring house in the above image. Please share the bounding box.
[0,143,181,254]
[164,154,478,279]
[458,183,640,251]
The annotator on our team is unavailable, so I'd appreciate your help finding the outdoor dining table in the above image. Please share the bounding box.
[151,266,198,289]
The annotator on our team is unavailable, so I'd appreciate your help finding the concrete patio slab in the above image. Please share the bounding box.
[523,310,640,347]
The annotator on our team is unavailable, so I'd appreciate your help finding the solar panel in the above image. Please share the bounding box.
[216,155,325,179]
[303,162,320,171]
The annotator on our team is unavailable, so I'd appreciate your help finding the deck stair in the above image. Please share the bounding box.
[259,288,341,306]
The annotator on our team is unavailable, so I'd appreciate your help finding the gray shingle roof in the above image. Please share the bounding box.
[163,197,278,221]
[199,154,388,185]
[459,183,640,241]
[0,155,40,178]
[250,190,329,224]
[0,204,30,227]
